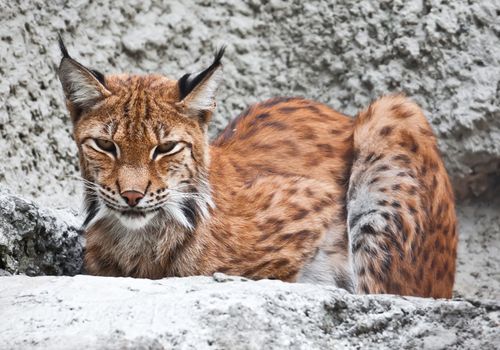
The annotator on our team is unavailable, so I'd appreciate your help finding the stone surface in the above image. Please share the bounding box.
[0,275,498,350]
[0,186,83,276]
[0,0,499,208]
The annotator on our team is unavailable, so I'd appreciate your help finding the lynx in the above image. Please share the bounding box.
[58,38,457,298]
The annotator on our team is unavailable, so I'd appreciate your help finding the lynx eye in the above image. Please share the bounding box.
[93,139,117,155]
[152,141,183,159]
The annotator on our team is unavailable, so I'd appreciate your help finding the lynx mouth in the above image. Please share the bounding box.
[120,210,147,218]
[103,204,162,216]
[114,209,159,231]
[100,205,162,230]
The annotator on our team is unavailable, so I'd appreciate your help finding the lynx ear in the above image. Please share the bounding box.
[176,47,225,120]
[57,35,111,119]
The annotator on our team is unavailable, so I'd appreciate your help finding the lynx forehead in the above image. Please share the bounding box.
[58,37,457,298]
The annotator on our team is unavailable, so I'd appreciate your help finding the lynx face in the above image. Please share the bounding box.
[58,39,223,231]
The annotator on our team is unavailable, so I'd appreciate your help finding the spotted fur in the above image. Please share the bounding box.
[347,96,457,297]
[58,39,457,298]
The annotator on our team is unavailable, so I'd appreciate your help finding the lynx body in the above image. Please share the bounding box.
[58,40,457,298]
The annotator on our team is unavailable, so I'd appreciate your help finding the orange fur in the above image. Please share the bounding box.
[59,47,457,298]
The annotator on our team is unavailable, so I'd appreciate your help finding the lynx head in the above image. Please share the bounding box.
[57,36,223,232]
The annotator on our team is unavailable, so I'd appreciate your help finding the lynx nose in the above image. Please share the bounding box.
[121,191,144,207]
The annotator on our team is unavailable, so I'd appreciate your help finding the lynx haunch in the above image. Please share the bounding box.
[58,38,457,298]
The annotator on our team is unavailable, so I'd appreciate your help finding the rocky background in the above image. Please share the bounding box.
[0,0,499,348]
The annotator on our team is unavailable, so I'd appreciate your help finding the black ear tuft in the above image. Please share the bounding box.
[90,69,106,86]
[178,46,226,101]
[58,33,70,59]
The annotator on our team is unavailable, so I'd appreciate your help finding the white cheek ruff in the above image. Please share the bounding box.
[84,202,110,229]
[164,201,194,231]
[115,212,157,231]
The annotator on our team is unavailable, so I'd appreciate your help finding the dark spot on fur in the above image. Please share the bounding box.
[359,224,377,235]
[368,177,380,185]
[380,126,394,136]
[83,192,99,227]
[349,210,376,229]
[367,262,377,277]
[393,212,404,231]
[279,106,299,114]
[432,176,438,189]
[434,240,441,250]
[393,154,411,165]
[409,205,417,215]
[293,208,309,221]
[279,229,315,243]
[256,113,270,120]
[181,198,198,229]
[300,127,318,140]
[305,188,315,197]
[352,240,362,253]
[273,258,290,269]
[408,186,417,195]
[371,154,384,164]
[391,201,401,209]
[252,143,275,150]
[243,260,273,276]
[365,152,375,163]
[421,166,428,176]
[382,255,392,275]
[378,199,388,206]
[317,143,334,157]
[308,154,325,167]
[375,164,390,172]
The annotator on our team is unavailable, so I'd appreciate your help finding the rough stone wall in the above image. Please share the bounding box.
[0,0,499,208]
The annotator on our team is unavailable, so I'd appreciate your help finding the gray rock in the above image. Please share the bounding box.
[0,275,498,350]
[0,186,83,276]
[0,0,499,208]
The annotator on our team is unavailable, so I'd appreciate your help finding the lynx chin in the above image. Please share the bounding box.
[58,37,457,298]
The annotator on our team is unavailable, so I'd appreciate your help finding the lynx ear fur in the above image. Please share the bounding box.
[57,35,111,120]
[176,47,225,119]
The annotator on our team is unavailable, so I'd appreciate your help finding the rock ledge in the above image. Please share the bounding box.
[1,275,498,350]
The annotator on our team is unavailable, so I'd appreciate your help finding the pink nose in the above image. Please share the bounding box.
[121,191,144,207]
